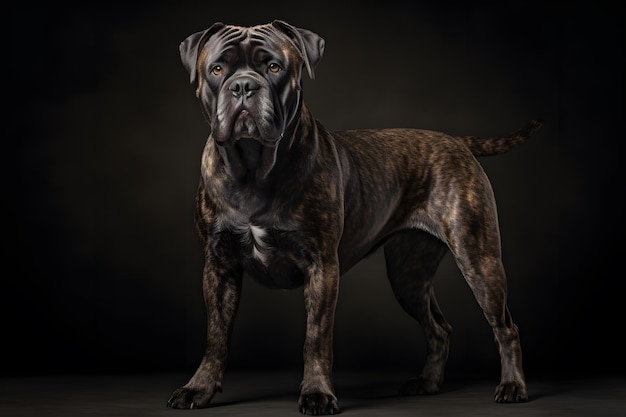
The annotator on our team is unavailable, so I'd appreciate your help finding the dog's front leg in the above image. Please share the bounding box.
[299,261,341,415]
[167,254,243,409]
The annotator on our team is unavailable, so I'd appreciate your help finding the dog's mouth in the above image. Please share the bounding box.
[232,110,261,141]
[214,107,282,148]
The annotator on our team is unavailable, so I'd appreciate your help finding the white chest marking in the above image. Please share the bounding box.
[249,224,270,265]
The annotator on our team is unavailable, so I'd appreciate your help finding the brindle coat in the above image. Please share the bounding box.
[166,20,542,415]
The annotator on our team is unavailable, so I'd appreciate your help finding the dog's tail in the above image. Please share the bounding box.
[458,119,543,157]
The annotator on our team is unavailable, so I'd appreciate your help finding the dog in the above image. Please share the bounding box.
[166,20,542,415]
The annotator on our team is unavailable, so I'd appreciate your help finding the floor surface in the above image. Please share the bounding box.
[1,371,624,416]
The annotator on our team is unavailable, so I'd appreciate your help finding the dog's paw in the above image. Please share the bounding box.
[398,377,440,396]
[298,392,340,415]
[494,381,528,403]
[166,382,222,409]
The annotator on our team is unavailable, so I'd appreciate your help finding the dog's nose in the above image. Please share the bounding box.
[229,76,260,98]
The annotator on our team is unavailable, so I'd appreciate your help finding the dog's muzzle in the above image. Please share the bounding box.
[213,72,282,148]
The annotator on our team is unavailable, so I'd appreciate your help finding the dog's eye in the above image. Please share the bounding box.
[211,66,223,76]
[268,63,281,73]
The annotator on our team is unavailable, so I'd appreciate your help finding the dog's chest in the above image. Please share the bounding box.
[233,222,272,265]
[225,219,306,289]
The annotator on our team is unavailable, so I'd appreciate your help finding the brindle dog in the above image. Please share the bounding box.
[167,20,542,415]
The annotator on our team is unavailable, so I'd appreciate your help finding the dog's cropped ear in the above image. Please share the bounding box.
[272,20,325,79]
[179,22,226,85]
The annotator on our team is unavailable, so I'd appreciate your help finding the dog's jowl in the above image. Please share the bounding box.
[167,20,542,415]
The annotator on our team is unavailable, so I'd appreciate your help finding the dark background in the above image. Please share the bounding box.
[2,0,624,380]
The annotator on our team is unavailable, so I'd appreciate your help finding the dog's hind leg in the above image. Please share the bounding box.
[384,230,451,396]
[450,251,527,401]
[445,184,528,403]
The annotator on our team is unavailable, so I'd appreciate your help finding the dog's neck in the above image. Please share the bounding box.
[213,102,318,187]
[273,103,320,176]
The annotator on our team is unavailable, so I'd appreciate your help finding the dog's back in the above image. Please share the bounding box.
[333,119,542,159]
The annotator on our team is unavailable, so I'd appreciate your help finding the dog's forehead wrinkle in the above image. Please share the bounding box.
[251,24,298,58]
[222,26,248,42]
[205,27,247,63]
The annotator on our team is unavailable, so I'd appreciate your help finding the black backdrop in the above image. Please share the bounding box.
[3,1,624,377]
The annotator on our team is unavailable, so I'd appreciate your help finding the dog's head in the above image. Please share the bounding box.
[180,21,324,151]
